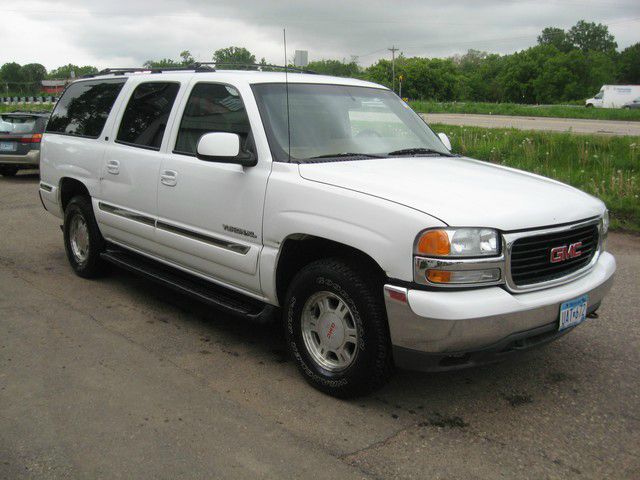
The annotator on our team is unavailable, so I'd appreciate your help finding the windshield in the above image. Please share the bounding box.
[0,115,38,134]
[252,83,449,162]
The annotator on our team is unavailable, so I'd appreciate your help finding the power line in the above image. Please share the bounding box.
[397,17,640,55]
[350,16,638,62]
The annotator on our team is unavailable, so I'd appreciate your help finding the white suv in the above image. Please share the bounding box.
[39,67,615,397]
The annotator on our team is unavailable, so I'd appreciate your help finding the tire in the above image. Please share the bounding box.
[585,103,594,108]
[284,258,393,398]
[0,167,18,177]
[63,195,108,278]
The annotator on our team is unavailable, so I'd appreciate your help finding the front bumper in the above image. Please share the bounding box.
[0,149,40,167]
[384,252,616,371]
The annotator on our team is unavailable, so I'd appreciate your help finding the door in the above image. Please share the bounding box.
[96,81,182,254]
[593,90,604,108]
[155,81,271,293]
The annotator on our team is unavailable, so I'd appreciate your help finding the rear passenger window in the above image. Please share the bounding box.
[116,82,180,150]
[46,79,126,138]
[174,83,251,156]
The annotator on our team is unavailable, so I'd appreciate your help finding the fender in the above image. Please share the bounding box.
[259,163,445,304]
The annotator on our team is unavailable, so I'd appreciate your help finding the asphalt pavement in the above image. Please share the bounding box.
[421,113,640,136]
[1,172,639,479]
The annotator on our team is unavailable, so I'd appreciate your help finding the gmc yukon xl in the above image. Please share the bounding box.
[39,67,616,397]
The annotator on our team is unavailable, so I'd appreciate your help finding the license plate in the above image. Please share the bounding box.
[559,294,589,331]
[0,141,16,152]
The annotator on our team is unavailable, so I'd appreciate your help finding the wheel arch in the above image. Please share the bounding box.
[59,177,91,212]
[274,234,387,306]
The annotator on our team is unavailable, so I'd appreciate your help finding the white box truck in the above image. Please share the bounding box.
[585,85,640,108]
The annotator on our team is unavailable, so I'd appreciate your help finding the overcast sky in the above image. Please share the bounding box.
[2,0,639,70]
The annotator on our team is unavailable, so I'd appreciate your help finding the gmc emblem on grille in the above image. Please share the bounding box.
[550,242,583,263]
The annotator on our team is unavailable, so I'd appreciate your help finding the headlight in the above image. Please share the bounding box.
[415,228,500,257]
[414,228,504,287]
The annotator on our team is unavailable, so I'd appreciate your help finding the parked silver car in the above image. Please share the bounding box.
[0,111,49,176]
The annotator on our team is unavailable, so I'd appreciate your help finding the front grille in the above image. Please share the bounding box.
[510,223,599,286]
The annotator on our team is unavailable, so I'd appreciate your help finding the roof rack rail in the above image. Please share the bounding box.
[195,62,317,74]
[81,63,315,78]
[82,66,206,78]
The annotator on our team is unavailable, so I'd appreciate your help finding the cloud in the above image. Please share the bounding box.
[2,0,639,70]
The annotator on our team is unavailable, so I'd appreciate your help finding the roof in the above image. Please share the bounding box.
[72,70,386,90]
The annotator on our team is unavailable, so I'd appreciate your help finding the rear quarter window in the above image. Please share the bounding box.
[46,79,126,138]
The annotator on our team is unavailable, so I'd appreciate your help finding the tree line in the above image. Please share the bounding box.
[334,21,639,104]
[0,63,99,96]
[2,20,638,103]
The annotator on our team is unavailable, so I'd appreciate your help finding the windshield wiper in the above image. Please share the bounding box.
[308,152,384,159]
[387,147,452,157]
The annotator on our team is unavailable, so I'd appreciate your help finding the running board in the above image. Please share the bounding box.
[100,249,275,323]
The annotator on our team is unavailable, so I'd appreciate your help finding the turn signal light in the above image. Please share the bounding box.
[426,269,452,283]
[427,268,501,284]
[417,230,450,256]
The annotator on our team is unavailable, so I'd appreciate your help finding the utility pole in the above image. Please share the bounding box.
[388,45,399,93]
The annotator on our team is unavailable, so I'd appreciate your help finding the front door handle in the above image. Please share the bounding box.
[160,170,178,187]
[106,160,120,175]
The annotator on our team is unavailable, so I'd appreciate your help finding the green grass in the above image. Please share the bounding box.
[431,123,640,232]
[0,104,53,113]
[412,101,640,122]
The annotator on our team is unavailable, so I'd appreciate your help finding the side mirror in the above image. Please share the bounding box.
[437,132,452,151]
[196,132,256,167]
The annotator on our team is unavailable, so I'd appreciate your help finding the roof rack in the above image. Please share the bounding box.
[196,62,317,74]
[82,63,315,78]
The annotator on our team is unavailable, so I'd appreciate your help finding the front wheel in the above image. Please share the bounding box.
[284,258,393,398]
[63,195,108,278]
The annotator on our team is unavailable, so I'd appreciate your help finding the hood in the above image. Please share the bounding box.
[298,156,604,231]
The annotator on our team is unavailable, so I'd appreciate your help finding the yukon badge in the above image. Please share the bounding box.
[550,242,583,263]
[223,224,257,239]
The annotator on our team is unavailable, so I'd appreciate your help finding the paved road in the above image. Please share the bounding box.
[1,173,639,479]
[421,113,640,136]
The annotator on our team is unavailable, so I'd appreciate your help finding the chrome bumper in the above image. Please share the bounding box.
[384,252,616,368]
[0,149,40,166]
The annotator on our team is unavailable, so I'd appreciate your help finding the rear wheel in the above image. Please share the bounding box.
[284,258,393,398]
[0,167,18,177]
[63,195,108,278]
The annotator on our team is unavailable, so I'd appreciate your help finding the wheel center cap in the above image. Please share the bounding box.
[319,313,345,349]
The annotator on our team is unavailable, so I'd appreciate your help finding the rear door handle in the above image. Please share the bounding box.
[160,169,178,187]
[106,160,120,175]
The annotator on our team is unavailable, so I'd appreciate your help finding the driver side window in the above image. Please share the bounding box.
[174,83,251,156]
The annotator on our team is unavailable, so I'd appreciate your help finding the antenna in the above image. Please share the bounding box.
[284,28,291,163]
